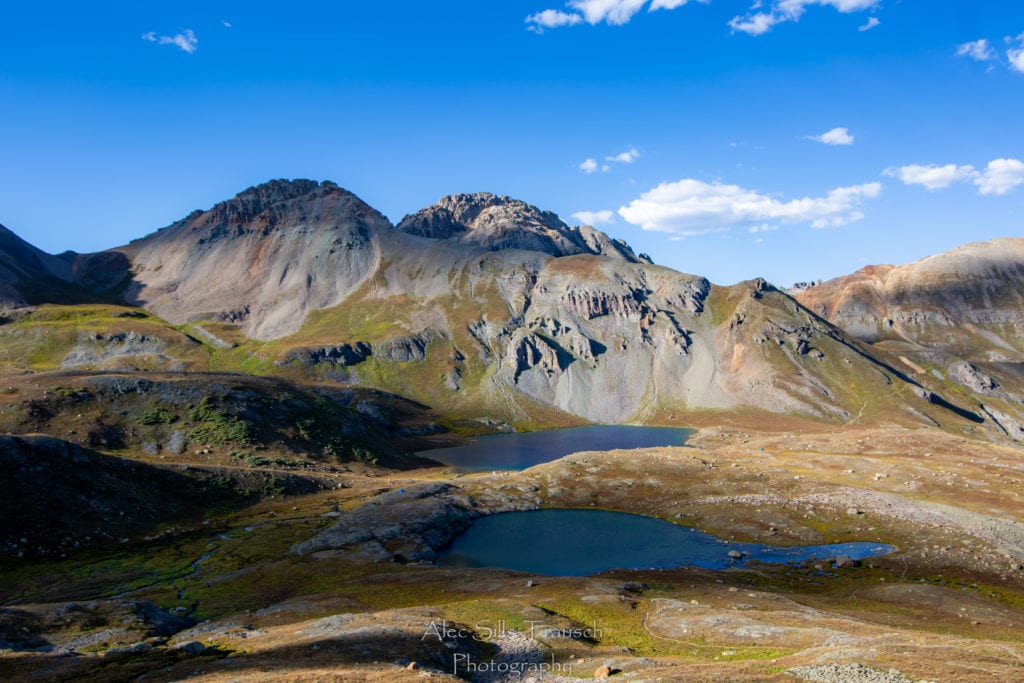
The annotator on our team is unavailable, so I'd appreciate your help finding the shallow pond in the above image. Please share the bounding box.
[437,509,896,576]
[421,425,693,471]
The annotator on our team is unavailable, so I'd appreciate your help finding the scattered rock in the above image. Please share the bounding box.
[595,664,612,680]
[172,640,208,656]
[788,663,912,682]
[834,554,861,569]
[620,582,648,594]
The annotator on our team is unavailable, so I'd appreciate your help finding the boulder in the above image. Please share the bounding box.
[834,554,860,569]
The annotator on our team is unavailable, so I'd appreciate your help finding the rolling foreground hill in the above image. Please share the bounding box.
[0,178,1009,435]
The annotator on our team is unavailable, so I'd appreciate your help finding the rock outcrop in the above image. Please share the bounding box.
[292,482,541,562]
[397,192,646,262]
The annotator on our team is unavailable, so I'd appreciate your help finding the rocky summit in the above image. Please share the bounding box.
[3,179,1024,683]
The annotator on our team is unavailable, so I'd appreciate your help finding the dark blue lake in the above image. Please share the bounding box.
[437,509,896,576]
[421,425,693,471]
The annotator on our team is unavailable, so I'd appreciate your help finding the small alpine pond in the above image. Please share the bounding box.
[422,425,693,471]
[437,509,896,576]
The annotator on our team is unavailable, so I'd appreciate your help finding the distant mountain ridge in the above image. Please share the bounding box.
[0,178,1019,437]
[794,238,1024,438]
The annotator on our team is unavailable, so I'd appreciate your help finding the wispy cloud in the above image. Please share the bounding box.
[808,127,854,146]
[956,34,1024,74]
[572,209,616,226]
[1008,34,1024,74]
[885,158,1024,196]
[142,29,198,54]
[884,164,977,191]
[729,0,881,37]
[956,38,995,61]
[525,9,583,33]
[579,147,638,173]
[222,20,233,29]
[618,178,881,235]
[571,0,649,25]
[526,0,706,31]
[606,148,640,163]
[858,16,880,32]
[728,12,780,36]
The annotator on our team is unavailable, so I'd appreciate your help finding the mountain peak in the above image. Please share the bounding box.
[231,179,341,207]
[397,192,643,262]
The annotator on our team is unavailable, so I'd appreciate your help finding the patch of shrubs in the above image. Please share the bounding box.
[135,407,178,425]
[186,397,254,445]
[229,451,301,468]
[50,386,91,400]
[296,395,379,465]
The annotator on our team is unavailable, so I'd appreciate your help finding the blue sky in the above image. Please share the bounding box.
[1,1,1022,286]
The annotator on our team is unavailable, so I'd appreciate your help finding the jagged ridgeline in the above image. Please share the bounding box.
[1,179,1021,436]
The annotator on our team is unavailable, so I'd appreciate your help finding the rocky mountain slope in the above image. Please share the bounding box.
[795,239,1024,439]
[0,179,1007,435]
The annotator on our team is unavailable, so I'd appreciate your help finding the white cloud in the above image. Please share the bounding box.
[1010,49,1024,73]
[606,148,640,163]
[884,164,977,191]
[810,127,854,145]
[728,12,780,35]
[569,0,649,25]
[956,39,995,61]
[649,0,705,10]
[525,0,706,30]
[975,158,1024,196]
[222,20,232,28]
[617,178,881,235]
[142,29,198,54]
[884,158,1024,196]
[1009,35,1024,73]
[858,16,880,32]
[777,0,880,15]
[955,35,1024,74]
[525,9,583,32]
[572,209,616,226]
[579,158,601,174]
[730,0,880,36]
